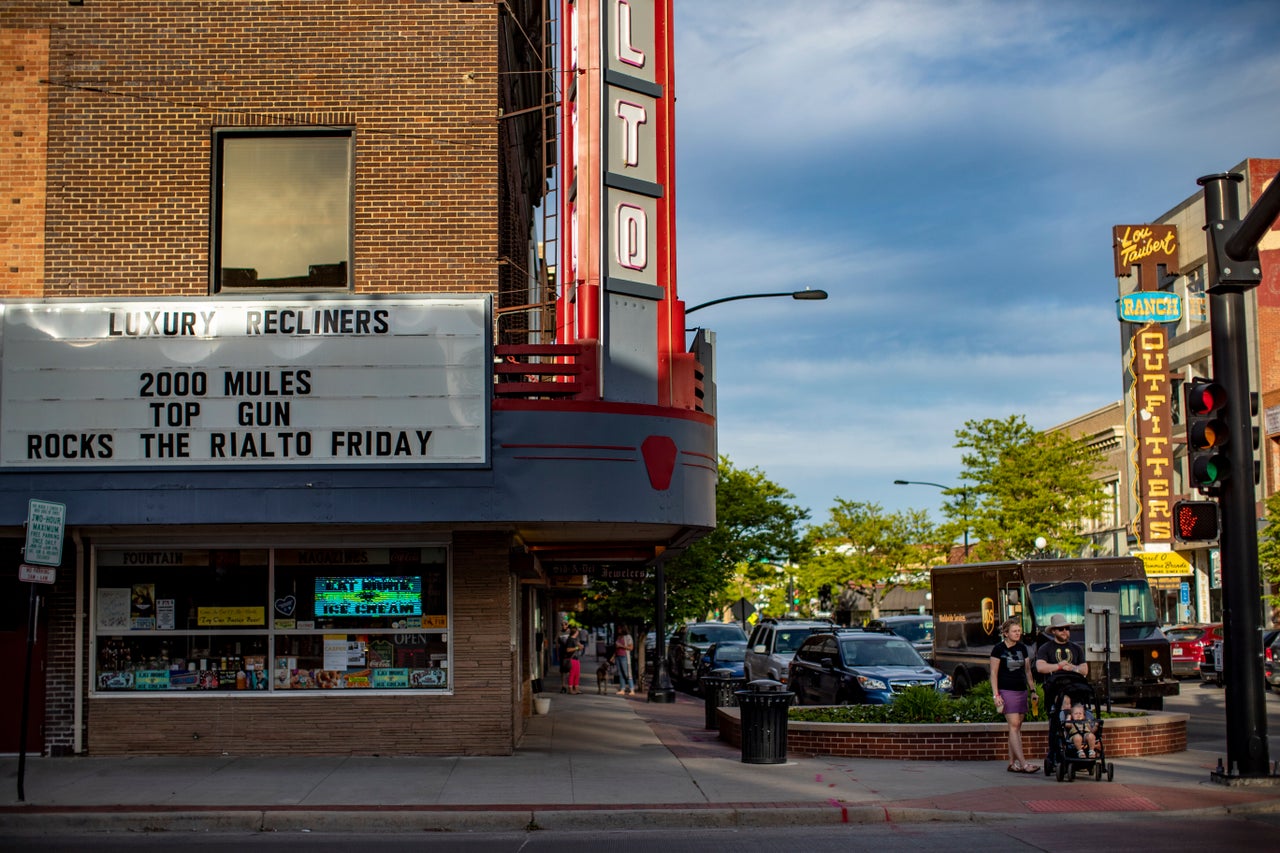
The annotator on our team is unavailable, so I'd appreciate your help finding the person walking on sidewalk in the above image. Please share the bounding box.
[990,618,1039,774]
[614,626,636,695]
[563,628,583,694]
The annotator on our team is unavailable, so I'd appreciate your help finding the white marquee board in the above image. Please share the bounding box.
[0,297,489,468]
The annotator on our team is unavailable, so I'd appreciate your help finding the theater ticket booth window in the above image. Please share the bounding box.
[92,546,451,694]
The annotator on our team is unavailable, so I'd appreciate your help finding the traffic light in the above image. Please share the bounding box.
[1173,500,1219,542]
[1184,379,1229,494]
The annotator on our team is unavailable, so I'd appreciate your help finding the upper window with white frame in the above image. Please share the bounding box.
[213,129,353,292]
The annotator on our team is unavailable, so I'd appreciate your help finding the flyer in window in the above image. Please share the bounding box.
[97,588,130,631]
[157,599,175,630]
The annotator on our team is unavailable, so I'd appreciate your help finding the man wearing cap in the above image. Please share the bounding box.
[1035,614,1088,770]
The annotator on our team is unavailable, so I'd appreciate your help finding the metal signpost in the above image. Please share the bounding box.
[1197,171,1280,781]
[18,499,65,801]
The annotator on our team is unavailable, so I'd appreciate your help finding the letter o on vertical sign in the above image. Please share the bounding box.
[616,203,648,271]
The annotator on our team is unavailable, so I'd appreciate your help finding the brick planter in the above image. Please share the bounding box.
[716,708,1187,760]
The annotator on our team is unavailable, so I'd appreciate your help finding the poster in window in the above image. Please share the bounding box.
[131,584,156,629]
[97,588,130,631]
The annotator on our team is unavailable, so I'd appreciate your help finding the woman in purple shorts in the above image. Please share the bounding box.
[989,617,1039,773]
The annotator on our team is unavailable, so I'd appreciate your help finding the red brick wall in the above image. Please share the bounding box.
[1,2,502,299]
[84,531,517,757]
[718,710,1187,760]
[0,26,47,296]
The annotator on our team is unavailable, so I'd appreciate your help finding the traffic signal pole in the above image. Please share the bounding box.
[1197,172,1275,780]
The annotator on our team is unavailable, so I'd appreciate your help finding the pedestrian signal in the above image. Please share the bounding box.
[1172,500,1219,542]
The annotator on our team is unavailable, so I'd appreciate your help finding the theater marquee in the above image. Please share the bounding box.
[0,296,489,468]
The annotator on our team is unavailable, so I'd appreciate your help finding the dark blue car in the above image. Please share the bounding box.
[788,631,952,705]
[695,640,748,684]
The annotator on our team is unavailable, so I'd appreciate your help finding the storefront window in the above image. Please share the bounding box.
[92,546,450,694]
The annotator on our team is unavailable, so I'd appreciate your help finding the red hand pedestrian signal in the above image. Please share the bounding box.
[1172,500,1219,542]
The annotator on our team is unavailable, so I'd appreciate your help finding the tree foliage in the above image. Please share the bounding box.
[802,500,943,619]
[951,415,1105,560]
[578,455,807,630]
[1259,490,1280,588]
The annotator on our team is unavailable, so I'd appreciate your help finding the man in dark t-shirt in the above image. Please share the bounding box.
[1034,613,1089,768]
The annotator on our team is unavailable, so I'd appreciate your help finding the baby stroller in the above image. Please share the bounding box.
[1043,673,1114,782]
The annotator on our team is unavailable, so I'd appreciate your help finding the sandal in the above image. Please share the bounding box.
[1020,763,1040,773]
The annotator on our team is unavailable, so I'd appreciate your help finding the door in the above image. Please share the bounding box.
[0,556,48,754]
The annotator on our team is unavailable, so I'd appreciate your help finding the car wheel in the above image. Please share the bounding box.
[1134,697,1163,711]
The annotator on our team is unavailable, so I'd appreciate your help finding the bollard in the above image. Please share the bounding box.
[700,668,746,730]
[735,678,794,764]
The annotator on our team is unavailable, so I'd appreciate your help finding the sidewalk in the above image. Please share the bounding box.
[3,665,1279,834]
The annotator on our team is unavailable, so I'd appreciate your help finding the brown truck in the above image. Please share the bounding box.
[931,557,1179,709]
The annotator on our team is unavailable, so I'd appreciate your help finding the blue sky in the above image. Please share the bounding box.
[670,0,1280,524]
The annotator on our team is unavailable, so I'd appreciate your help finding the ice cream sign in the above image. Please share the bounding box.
[1118,291,1182,324]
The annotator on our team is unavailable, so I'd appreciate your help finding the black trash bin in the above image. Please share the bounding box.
[701,668,746,730]
[735,678,794,764]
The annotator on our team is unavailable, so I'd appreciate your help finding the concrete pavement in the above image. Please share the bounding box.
[3,666,1279,835]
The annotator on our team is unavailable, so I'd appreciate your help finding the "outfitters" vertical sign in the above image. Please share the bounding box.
[1114,224,1180,546]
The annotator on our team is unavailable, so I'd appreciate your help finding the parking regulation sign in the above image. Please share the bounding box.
[24,499,66,566]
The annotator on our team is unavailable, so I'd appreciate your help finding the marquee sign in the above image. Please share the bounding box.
[0,296,489,468]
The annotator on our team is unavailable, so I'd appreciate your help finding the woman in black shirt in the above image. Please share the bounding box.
[989,618,1039,773]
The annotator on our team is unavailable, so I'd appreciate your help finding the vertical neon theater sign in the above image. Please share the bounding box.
[1114,224,1180,547]
[559,0,682,404]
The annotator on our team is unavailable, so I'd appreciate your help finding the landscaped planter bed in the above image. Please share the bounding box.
[715,707,1187,760]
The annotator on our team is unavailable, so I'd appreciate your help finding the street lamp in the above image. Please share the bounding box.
[684,288,828,315]
[893,479,970,558]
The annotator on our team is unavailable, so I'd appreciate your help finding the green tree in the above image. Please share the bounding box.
[802,500,943,620]
[952,415,1105,560]
[579,455,807,641]
[1258,490,1280,588]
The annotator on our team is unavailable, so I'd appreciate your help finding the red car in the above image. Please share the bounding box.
[1164,624,1222,679]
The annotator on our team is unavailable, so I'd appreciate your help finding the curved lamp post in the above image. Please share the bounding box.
[685,288,828,315]
[894,479,970,558]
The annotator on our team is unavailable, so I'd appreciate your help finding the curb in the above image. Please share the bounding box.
[5,798,1277,835]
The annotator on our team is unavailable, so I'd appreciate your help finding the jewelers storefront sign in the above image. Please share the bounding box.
[0,296,488,468]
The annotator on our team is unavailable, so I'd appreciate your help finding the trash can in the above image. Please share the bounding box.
[735,678,794,764]
[701,668,746,730]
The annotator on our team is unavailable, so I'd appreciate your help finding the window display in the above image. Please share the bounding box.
[92,545,450,694]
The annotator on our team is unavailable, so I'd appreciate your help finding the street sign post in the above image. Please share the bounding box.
[23,499,65,567]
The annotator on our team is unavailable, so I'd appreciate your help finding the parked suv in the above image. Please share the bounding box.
[744,618,835,685]
[666,622,747,686]
[788,630,951,705]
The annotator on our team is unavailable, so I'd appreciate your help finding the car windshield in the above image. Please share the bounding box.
[1028,578,1158,626]
[888,621,933,644]
[775,630,815,653]
[841,637,926,668]
[713,645,746,662]
[1165,627,1202,642]
[690,625,744,644]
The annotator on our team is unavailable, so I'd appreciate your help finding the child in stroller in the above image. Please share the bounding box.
[1045,673,1114,782]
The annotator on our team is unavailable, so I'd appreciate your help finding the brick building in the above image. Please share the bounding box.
[0,1,714,757]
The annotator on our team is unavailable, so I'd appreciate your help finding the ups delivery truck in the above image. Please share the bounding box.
[931,557,1178,709]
